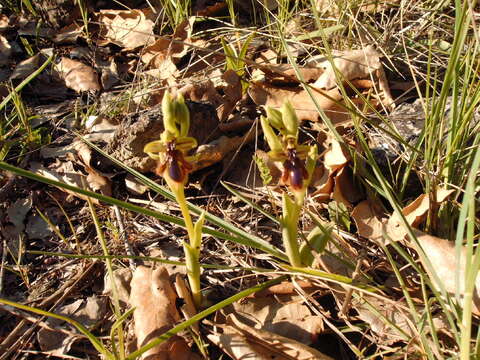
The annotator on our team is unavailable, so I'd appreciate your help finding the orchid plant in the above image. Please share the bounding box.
[144,92,205,308]
[260,102,318,267]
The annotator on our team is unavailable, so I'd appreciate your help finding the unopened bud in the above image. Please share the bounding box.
[175,94,190,137]
[281,102,298,137]
[260,116,282,152]
[162,92,180,137]
[265,107,284,132]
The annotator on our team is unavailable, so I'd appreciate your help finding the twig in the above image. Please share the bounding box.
[113,205,136,270]
[0,237,6,296]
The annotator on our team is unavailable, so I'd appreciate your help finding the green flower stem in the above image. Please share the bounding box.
[167,177,202,308]
[281,192,306,268]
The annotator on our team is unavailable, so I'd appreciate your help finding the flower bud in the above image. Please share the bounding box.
[281,102,298,137]
[265,106,284,132]
[162,92,180,137]
[175,94,190,138]
[260,116,282,153]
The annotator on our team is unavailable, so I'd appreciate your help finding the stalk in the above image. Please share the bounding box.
[167,177,202,308]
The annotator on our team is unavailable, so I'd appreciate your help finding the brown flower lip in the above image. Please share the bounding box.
[155,141,193,183]
[281,148,308,190]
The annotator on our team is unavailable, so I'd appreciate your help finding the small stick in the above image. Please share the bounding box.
[0,238,6,296]
[113,205,136,270]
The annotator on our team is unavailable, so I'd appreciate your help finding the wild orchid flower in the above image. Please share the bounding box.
[260,102,318,267]
[144,92,205,308]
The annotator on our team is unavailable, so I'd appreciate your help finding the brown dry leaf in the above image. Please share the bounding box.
[0,14,9,32]
[252,63,324,84]
[194,133,254,171]
[174,274,199,334]
[311,165,335,202]
[351,200,386,242]
[0,35,11,65]
[57,57,101,93]
[331,166,362,208]
[208,314,332,360]
[324,138,348,172]
[37,296,107,356]
[129,266,198,360]
[249,83,352,123]
[412,230,480,315]
[97,9,155,49]
[9,53,42,80]
[178,79,223,108]
[73,140,112,196]
[30,161,100,203]
[53,23,84,44]
[103,268,132,307]
[140,17,195,78]
[352,294,450,349]
[311,46,393,107]
[217,70,242,121]
[248,280,316,298]
[386,188,454,242]
[100,58,121,90]
[225,294,324,345]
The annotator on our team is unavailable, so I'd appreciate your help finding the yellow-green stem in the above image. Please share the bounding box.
[169,181,202,308]
[282,200,303,267]
[460,291,473,360]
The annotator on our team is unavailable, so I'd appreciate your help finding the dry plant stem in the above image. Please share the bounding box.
[113,205,135,270]
[167,177,202,309]
[0,238,6,296]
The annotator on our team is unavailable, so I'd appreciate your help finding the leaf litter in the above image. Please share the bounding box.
[0,1,475,359]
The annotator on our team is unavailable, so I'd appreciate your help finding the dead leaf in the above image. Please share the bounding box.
[57,57,101,93]
[351,200,386,242]
[72,140,112,196]
[312,46,380,89]
[0,35,11,65]
[103,267,132,307]
[129,266,198,359]
[225,294,324,345]
[174,274,199,334]
[53,23,84,44]
[125,174,149,195]
[310,46,393,107]
[9,54,42,80]
[2,197,33,254]
[0,14,9,32]
[252,63,324,84]
[217,70,242,121]
[84,115,119,143]
[208,314,332,360]
[178,79,223,108]
[37,296,107,355]
[412,230,480,315]
[97,9,155,49]
[311,165,335,202]
[30,161,99,203]
[249,82,351,123]
[324,138,348,172]
[100,58,121,90]
[26,214,54,240]
[353,295,419,346]
[331,166,362,208]
[386,188,454,242]
[248,280,316,298]
[140,17,195,79]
